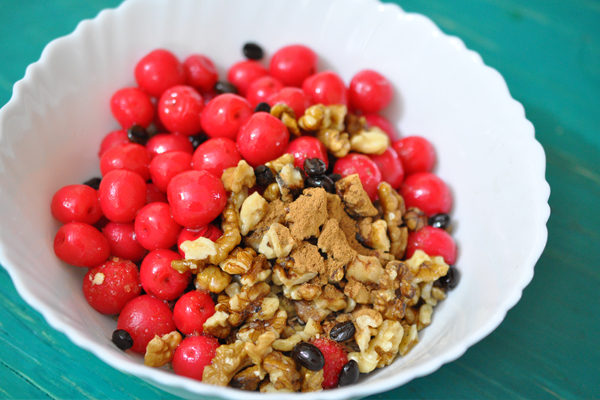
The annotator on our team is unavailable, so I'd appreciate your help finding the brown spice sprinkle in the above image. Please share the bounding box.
[285,187,328,241]
[289,241,326,275]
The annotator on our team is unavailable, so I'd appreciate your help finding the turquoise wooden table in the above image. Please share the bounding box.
[1,0,599,398]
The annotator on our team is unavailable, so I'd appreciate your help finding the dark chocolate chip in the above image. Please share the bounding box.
[329,321,356,342]
[291,342,325,371]
[435,266,460,291]
[112,329,133,351]
[188,133,208,150]
[214,81,238,95]
[303,157,327,177]
[254,102,271,113]
[127,124,150,145]
[306,175,336,194]
[338,360,360,387]
[328,173,342,182]
[243,42,264,60]
[255,165,275,186]
[428,213,451,230]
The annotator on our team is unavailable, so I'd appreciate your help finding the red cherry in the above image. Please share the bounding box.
[98,170,147,223]
[134,49,185,98]
[363,113,400,142]
[392,136,436,175]
[183,54,218,93]
[399,172,452,216]
[146,183,168,204]
[285,136,328,170]
[100,143,151,181]
[236,113,290,167]
[267,87,312,119]
[54,222,110,267]
[134,203,182,251]
[140,249,190,301]
[270,45,318,87]
[192,138,241,179]
[226,60,269,96]
[302,71,348,106]
[146,132,194,160]
[82,258,142,315]
[177,225,223,258]
[149,151,193,193]
[245,76,284,108]
[406,226,457,265]
[333,154,382,201]
[173,290,216,335]
[158,85,204,136]
[172,335,220,381]
[349,70,393,113]
[311,337,349,389]
[116,295,176,354]
[51,184,103,225]
[110,87,155,129]
[98,129,129,158]
[369,148,405,189]
[167,170,227,228]
[200,94,253,140]
[102,222,147,263]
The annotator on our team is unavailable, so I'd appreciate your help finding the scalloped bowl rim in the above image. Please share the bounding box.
[0,0,550,399]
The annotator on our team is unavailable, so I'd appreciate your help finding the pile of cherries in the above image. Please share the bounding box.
[50,42,457,388]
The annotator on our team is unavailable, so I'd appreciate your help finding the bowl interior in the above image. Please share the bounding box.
[0,0,549,398]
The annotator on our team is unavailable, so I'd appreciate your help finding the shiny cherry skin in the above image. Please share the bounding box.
[98,129,129,158]
[237,112,290,167]
[51,184,103,225]
[173,290,216,335]
[392,136,436,175]
[140,249,190,301]
[149,151,193,192]
[116,295,176,354]
[267,87,312,119]
[110,87,155,129]
[400,172,452,216]
[183,54,218,93]
[167,170,227,228]
[100,143,151,181]
[98,170,147,223]
[146,183,168,204]
[102,222,147,263]
[177,225,223,258]
[134,49,185,98]
[245,76,284,108]
[369,148,405,189]
[226,60,269,96]
[134,203,182,251]
[200,94,253,140]
[333,154,382,201]
[192,138,241,179]
[172,335,220,381]
[406,226,457,265]
[146,132,194,159]
[54,222,110,267]
[158,85,204,136]
[269,45,318,87]
[302,71,348,106]
[82,258,142,315]
[349,70,393,113]
[285,136,328,170]
[363,113,400,142]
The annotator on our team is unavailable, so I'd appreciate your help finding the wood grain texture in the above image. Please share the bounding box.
[1,0,599,399]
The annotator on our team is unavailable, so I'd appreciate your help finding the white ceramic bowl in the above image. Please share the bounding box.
[0,0,550,398]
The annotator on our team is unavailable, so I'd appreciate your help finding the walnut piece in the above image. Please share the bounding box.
[258,223,296,259]
[180,237,217,261]
[228,281,271,327]
[263,351,301,391]
[346,254,385,284]
[313,284,347,312]
[144,331,182,368]
[203,310,232,339]
[328,104,347,131]
[353,308,383,352]
[222,160,256,193]
[347,319,403,373]
[209,198,242,265]
[266,153,295,174]
[240,253,272,287]
[403,207,428,232]
[378,182,408,259]
[300,367,324,392]
[406,250,449,284]
[357,218,391,252]
[220,247,256,275]
[276,164,305,202]
[349,126,389,155]
[272,318,322,351]
[240,192,268,235]
[271,103,300,137]
[398,323,419,356]
[263,182,281,202]
[237,309,287,343]
[298,104,331,131]
[202,341,253,386]
[336,174,378,217]
[195,265,232,293]
[316,128,350,158]
[230,365,266,391]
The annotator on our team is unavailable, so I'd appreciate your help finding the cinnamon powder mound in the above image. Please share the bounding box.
[285,188,328,241]
[289,242,326,275]
[243,199,286,249]
[317,219,356,267]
